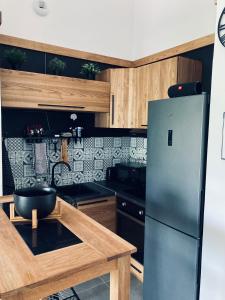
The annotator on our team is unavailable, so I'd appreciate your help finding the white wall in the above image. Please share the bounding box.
[200,1,225,300]
[133,0,216,59]
[0,0,134,60]
[0,0,216,61]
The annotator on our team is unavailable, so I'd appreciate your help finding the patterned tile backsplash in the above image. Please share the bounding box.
[4,137,147,190]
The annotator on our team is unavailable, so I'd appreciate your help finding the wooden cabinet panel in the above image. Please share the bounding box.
[77,197,117,233]
[1,69,110,112]
[135,57,202,128]
[135,58,178,128]
[95,56,202,129]
[95,68,136,128]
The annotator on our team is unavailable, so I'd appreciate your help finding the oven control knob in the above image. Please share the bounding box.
[122,202,127,207]
[139,210,144,216]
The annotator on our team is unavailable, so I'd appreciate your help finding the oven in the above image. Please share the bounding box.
[117,197,145,264]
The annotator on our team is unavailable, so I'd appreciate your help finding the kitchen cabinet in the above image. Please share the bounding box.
[135,56,202,128]
[95,56,202,128]
[77,196,117,232]
[0,69,110,112]
[95,68,136,128]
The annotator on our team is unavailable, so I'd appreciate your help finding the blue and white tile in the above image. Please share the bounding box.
[83,171,94,182]
[93,170,104,181]
[74,161,84,172]
[94,160,104,170]
[22,177,36,188]
[74,139,83,149]
[113,148,122,159]
[130,137,137,148]
[24,164,36,177]
[23,152,34,164]
[49,151,61,163]
[73,172,84,184]
[144,138,147,149]
[94,148,104,160]
[113,137,122,148]
[94,137,104,148]
[103,148,112,159]
[73,149,84,160]
[84,160,94,171]
[7,138,23,151]
[122,137,130,147]
[84,137,94,148]
[103,137,113,148]
[84,148,94,160]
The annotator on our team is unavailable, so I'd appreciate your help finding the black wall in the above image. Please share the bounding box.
[181,45,214,95]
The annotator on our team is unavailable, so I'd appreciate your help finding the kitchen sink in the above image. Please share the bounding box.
[56,184,100,199]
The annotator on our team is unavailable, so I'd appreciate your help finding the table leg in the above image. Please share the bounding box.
[110,255,131,300]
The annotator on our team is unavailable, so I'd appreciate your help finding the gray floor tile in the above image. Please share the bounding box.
[77,282,109,300]
[75,277,103,293]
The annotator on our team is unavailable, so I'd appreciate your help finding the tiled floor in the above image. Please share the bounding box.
[48,274,143,300]
[75,274,143,300]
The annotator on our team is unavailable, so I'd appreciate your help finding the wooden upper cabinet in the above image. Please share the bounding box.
[96,56,202,129]
[95,68,136,128]
[135,56,202,128]
[1,69,110,112]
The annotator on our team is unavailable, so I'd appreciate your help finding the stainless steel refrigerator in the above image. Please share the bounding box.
[143,94,209,300]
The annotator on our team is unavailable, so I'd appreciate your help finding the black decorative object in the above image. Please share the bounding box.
[4,48,27,69]
[14,187,56,219]
[218,7,225,47]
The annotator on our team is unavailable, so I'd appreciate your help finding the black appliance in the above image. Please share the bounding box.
[144,94,209,300]
[117,197,145,263]
[108,162,146,264]
[107,162,146,199]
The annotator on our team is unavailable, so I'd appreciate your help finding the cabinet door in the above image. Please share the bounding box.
[136,58,178,128]
[77,197,116,232]
[110,68,136,128]
[95,68,136,128]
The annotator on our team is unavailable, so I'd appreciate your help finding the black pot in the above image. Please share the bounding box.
[14,187,56,220]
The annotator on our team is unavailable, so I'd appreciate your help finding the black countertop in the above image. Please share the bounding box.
[94,180,146,208]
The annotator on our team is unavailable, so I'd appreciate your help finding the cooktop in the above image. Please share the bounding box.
[14,219,82,255]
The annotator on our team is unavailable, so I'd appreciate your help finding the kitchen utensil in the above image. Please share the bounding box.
[14,187,56,220]
[60,138,68,163]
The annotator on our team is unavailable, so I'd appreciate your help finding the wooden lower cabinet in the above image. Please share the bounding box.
[77,196,117,232]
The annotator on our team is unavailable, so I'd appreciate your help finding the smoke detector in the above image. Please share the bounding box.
[33,0,49,16]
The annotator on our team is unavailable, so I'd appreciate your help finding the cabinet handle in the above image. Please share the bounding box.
[141,125,148,127]
[38,104,85,109]
[138,210,144,216]
[122,202,127,207]
[78,199,108,207]
[111,95,115,125]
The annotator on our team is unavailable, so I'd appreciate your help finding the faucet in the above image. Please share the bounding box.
[51,161,71,188]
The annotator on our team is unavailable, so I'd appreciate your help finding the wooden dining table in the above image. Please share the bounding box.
[0,195,136,300]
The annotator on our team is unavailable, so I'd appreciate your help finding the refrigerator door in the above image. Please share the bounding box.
[143,217,200,300]
[146,95,208,238]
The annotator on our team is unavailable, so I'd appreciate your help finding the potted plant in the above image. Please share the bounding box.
[80,62,101,80]
[48,57,66,75]
[4,48,27,70]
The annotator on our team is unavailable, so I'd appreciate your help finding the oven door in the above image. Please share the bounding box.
[117,209,145,264]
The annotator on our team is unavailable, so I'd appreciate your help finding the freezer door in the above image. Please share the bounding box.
[143,217,200,300]
[146,95,208,237]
